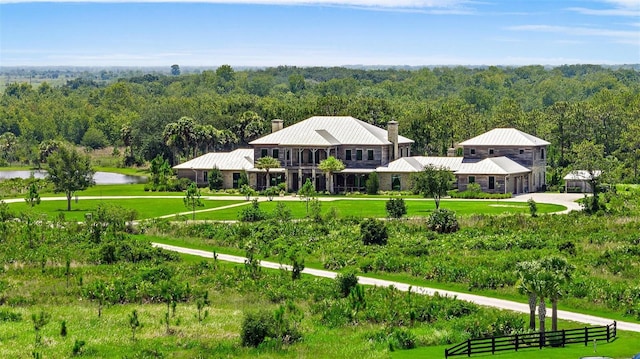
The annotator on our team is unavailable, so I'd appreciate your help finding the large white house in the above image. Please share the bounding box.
[174,116,549,194]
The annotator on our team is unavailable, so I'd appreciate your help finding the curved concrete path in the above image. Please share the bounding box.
[153,242,640,333]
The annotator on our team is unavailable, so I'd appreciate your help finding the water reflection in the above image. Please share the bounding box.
[0,170,147,185]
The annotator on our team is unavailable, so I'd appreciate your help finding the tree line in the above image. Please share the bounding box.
[1,64,639,183]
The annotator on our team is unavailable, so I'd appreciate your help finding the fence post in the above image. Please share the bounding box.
[515,334,519,352]
[607,324,610,342]
[562,329,566,348]
[584,327,588,346]
[539,331,544,349]
[445,348,449,358]
[467,339,471,357]
[492,336,495,354]
[613,321,617,338]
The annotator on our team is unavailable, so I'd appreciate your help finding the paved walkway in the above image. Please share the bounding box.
[153,242,640,333]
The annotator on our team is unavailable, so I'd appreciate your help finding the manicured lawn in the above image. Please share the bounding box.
[8,198,244,221]
[196,198,566,220]
[393,331,640,359]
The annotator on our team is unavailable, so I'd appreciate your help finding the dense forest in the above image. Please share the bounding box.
[1,64,639,184]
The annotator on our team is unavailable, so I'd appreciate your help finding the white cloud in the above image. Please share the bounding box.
[509,24,639,45]
[0,0,472,8]
[568,0,640,17]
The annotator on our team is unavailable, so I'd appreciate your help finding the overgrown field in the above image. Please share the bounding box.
[1,187,639,358]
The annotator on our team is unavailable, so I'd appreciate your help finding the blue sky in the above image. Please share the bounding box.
[1,0,638,67]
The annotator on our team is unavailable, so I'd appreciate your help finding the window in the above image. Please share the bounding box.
[519,149,525,155]
[489,148,494,155]
[489,176,495,190]
[356,149,363,161]
[468,176,475,184]
[346,150,352,161]
[392,175,401,191]
[286,150,290,161]
[308,150,313,163]
[314,151,320,164]
[232,173,240,188]
[541,148,545,159]
[203,171,208,183]
[399,148,403,157]
[272,149,279,159]
[470,148,476,155]
[367,149,374,161]
[261,149,268,158]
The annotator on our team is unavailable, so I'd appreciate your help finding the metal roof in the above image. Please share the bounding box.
[564,170,601,180]
[250,116,414,146]
[456,157,531,175]
[458,128,550,147]
[376,156,464,173]
[173,149,254,171]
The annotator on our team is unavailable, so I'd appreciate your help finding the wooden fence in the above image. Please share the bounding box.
[445,321,617,358]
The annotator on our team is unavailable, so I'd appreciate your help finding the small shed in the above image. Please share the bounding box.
[564,170,601,193]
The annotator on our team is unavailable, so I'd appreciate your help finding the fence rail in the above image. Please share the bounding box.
[445,321,616,358]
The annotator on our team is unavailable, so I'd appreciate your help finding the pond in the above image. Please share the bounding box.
[0,170,147,184]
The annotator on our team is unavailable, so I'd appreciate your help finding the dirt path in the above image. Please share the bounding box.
[153,242,640,333]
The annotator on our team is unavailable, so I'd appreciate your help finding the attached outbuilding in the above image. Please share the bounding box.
[173,149,255,188]
[456,157,531,194]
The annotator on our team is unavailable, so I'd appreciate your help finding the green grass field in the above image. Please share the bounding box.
[196,198,567,220]
[8,198,244,221]
[393,331,640,359]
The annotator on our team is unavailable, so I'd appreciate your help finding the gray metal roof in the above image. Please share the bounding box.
[376,156,464,173]
[173,149,254,171]
[564,170,601,180]
[250,116,414,146]
[456,157,531,175]
[458,128,550,147]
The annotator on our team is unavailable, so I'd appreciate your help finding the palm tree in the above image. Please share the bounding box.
[515,260,542,331]
[255,156,280,189]
[540,256,574,331]
[318,156,345,194]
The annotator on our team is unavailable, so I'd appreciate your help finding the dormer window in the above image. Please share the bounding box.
[470,148,476,155]
[519,149,524,155]
[489,148,494,156]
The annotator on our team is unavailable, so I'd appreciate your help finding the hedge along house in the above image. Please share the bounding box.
[249,116,414,192]
[173,149,254,188]
[457,128,550,193]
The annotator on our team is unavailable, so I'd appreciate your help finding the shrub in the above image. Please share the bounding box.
[335,269,359,298]
[527,198,538,217]
[238,199,266,222]
[240,308,301,348]
[386,197,407,218]
[360,218,388,245]
[427,209,459,233]
[208,166,224,190]
[365,172,379,195]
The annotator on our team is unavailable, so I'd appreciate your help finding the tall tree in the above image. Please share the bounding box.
[318,156,344,194]
[46,146,95,211]
[255,156,280,189]
[411,165,453,209]
[570,140,607,212]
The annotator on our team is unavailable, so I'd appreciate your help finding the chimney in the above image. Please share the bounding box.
[387,120,399,160]
[271,119,284,133]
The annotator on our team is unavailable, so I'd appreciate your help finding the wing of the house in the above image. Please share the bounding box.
[173,149,254,188]
[456,157,531,194]
[376,156,463,191]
